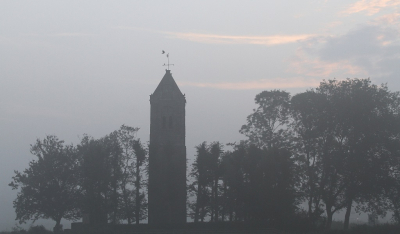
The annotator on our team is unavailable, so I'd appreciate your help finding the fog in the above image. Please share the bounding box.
[1,0,400,231]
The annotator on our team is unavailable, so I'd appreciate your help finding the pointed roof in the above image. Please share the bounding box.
[152,70,184,99]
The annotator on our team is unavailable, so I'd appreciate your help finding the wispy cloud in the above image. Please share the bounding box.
[165,32,314,46]
[342,0,400,16]
[289,22,400,82]
[289,50,366,78]
[117,26,314,46]
[51,33,94,37]
[372,12,400,25]
[178,78,320,90]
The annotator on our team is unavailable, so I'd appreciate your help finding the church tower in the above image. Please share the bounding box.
[148,69,186,224]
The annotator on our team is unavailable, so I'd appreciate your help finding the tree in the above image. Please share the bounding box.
[78,134,120,224]
[78,125,148,225]
[291,91,329,225]
[113,125,147,224]
[317,79,400,229]
[209,142,223,222]
[214,142,298,224]
[291,88,348,230]
[240,90,291,149]
[9,136,81,233]
[189,142,211,222]
[132,139,147,224]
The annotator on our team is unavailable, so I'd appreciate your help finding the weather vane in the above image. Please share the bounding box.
[162,50,174,70]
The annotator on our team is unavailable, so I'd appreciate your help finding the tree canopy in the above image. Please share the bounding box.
[9,136,81,233]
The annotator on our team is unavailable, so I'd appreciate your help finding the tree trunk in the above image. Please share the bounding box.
[122,185,132,224]
[135,161,141,224]
[194,183,201,222]
[343,198,353,229]
[53,217,62,234]
[214,176,219,222]
[326,205,333,230]
[112,186,118,224]
[221,182,227,221]
[308,196,313,220]
[200,206,205,222]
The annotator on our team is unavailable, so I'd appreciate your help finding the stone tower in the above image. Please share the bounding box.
[148,69,186,224]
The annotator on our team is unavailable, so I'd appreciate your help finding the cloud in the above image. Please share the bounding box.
[289,23,400,84]
[372,12,400,25]
[342,0,400,16]
[165,32,314,46]
[116,26,314,46]
[51,33,94,37]
[289,49,366,77]
[178,78,320,90]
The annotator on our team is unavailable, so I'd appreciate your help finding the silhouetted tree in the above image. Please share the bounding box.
[132,139,147,224]
[317,79,400,229]
[78,125,147,224]
[291,88,347,230]
[204,142,298,224]
[9,136,81,233]
[78,134,121,224]
[189,142,211,222]
[219,144,246,221]
[240,90,291,149]
[113,125,147,224]
[209,142,223,222]
[291,91,328,224]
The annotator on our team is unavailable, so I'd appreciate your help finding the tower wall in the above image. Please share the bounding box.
[148,70,186,224]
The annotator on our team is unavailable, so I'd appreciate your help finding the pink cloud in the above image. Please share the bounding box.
[289,50,366,78]
[178,78,320,90]
[373,12,400,24]
[342,0,400,16]
[116,26,314,46]
[165,32,315,46]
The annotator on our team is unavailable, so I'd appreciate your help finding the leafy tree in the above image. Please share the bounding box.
[210,142,298,223]
[189,142,211,222]
[240,90,291,149]
[9,136,81,233]
[317,79,400,229]
[78,134,119,224]
[188,142,223,222]
[292,89,346,230]
[209,142,223,222]
[113,125,147,224]
[291,91,329,224]
[132,138,147,224]
[219,143,246,221]
[78,125,148,224]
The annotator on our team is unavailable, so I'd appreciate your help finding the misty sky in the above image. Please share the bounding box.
[1,0,400,231]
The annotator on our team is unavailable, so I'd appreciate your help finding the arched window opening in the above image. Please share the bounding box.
[169,116,173,128]
[162,116,166,128]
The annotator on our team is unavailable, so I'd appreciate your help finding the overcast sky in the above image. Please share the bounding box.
[1,0,400,231]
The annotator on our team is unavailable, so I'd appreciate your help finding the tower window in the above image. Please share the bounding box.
[162,116,166,128]
[169,116,173,128]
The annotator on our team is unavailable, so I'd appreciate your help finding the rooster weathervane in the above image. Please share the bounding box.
[162,50,174,70]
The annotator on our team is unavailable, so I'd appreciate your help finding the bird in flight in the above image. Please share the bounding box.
[162,50,165,54]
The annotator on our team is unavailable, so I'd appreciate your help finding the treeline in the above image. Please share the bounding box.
[187,78,400,230]
[9,78,400,232]
[9,126,148,232]
[188,142,296,224]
